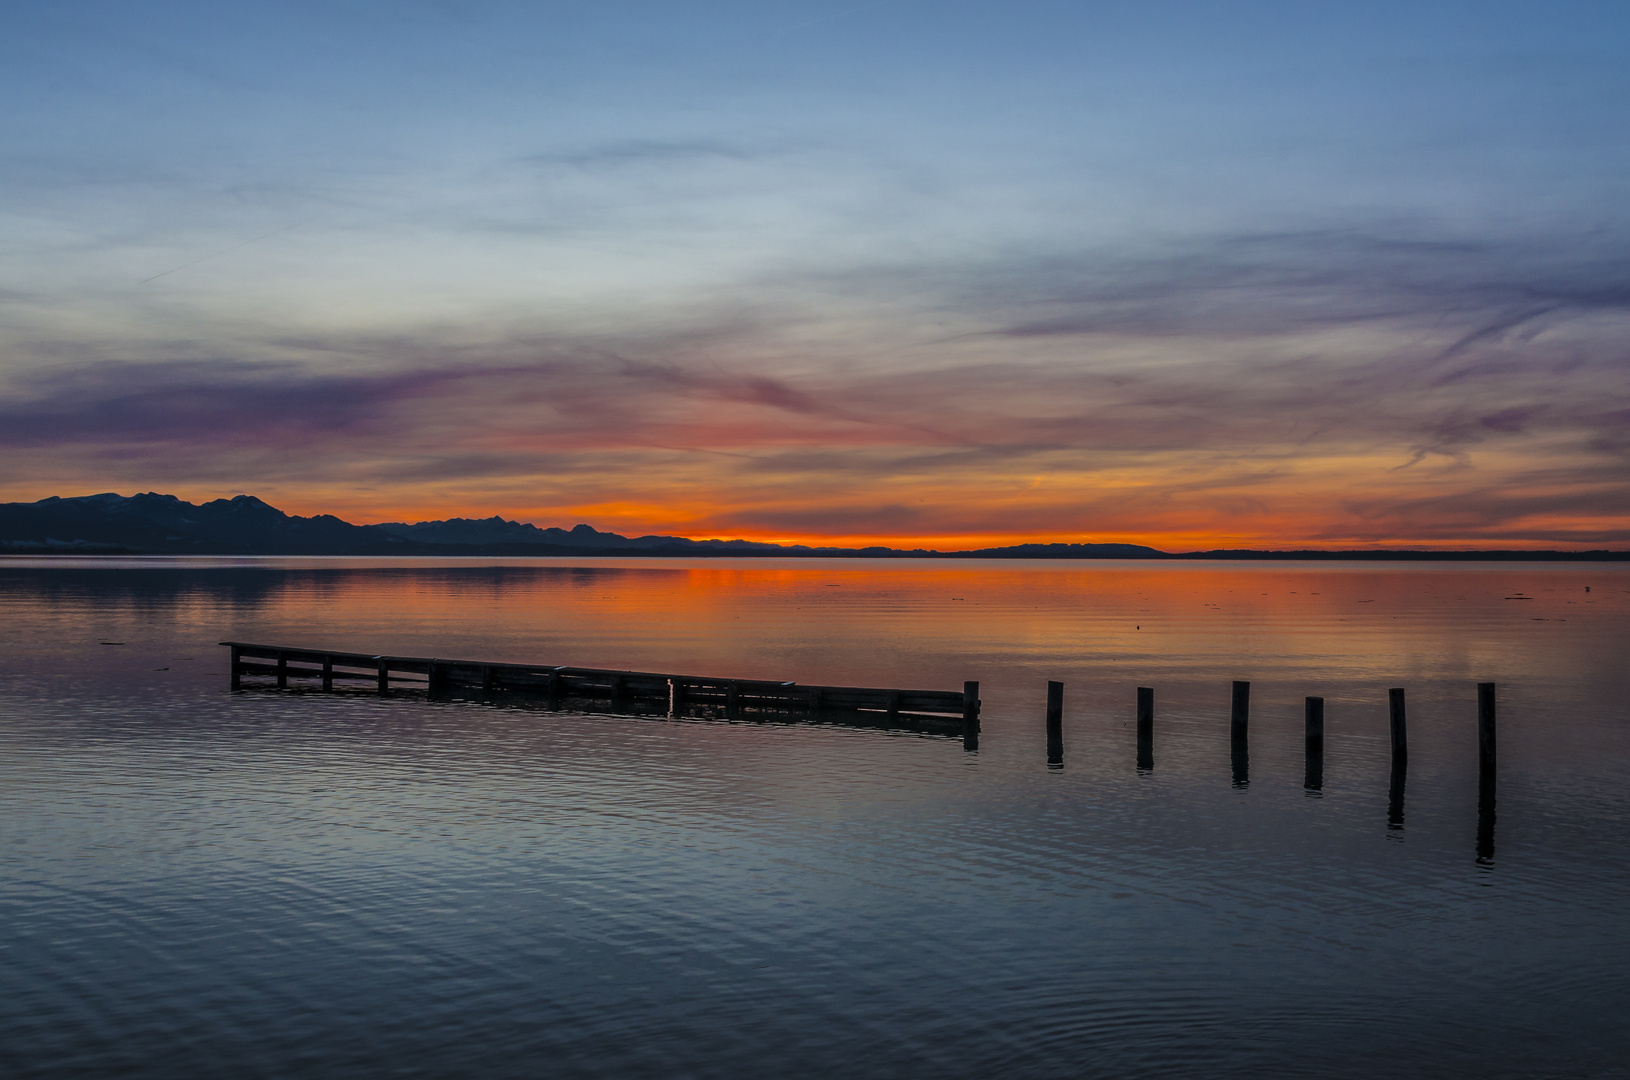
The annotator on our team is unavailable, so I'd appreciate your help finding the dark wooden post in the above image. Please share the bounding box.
[1045,680,1063,764]
[610,674,627,709]
[230,645,242,691]
[1230,681,1250,787]
[376,657,389,696]
[807,685,823,713]
[726,680,741,719]
[1388,687,1408,760]
[547,669,562,707]
[1225,684,1251,785]
[1304,696,1324,792]
[962,681,980,751]
[671,677,687,716]
[1478,682,1497,795]
[482,666,495,694]
[276,651,288,690]
[1230,681,1250,739]
[885,689,900,718]
[322,656,333,691]
[427,660,443,699]
[1136,686,1154,771]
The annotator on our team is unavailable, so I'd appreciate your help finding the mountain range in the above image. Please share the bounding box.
[0,493,1624,560]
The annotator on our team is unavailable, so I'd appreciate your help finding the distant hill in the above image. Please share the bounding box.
[1,492,1624,559]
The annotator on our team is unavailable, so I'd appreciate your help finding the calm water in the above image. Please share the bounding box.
[2,558,1627,1079]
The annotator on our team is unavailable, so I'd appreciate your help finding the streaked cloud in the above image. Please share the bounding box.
[2,2,1627,548]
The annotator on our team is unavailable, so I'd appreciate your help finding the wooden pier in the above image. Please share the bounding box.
[221,641,980,737]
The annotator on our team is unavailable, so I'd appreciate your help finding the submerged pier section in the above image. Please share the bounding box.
[221,641,979,737]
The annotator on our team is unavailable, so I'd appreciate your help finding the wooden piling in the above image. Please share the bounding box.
[1045,680,1063,764]
[230,645,242,691]
[1230,681,1250,740]
[962,681,980,750]
[1388,687,1407,760]
[482,666,495,694]
[1304,696,1324,792]
[322,656,333,692]
[1136,686,1154,771]
[376,657,389,696]
[276,652,288,689]
[1478,682,1497,794]
[1230,681,1250,786]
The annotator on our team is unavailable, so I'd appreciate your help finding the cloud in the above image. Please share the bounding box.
[2,223,1627,545]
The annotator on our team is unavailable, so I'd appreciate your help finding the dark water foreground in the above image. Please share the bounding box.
[2,558,1628,1079]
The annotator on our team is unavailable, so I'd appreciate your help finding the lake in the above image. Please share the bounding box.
[2,558,1627,1078]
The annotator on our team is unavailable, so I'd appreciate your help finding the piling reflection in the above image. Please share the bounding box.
[1477,795,1497,865]
[1387,759,1407,831]
[1231,735,1249,788]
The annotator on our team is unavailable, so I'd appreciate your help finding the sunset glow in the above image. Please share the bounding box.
[4,3,1627,550]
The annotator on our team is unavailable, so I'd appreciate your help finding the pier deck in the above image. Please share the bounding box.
[221,641,980,736]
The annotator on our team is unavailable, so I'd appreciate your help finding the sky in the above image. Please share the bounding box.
[3,0,1628,549]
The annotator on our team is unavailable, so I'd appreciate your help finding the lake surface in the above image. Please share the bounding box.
[2,557,1627,1079]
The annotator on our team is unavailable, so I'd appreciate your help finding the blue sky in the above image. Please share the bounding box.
[3,1,1628,546]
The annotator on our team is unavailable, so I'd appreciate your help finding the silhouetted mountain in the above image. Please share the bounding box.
[374,516,792,552]
[2,493,1625,559]
[1,493,415,555]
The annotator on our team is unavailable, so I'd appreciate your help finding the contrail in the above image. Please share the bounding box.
[136,222,302,285]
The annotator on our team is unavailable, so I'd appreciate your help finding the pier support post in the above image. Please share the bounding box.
[482,666,495,695]
[1478,682,1497,797]
[1045,681,1063,765]
[1389,687,1408,761]
[322,656,333,692]
[376,657,389,696]
[1304,696,1324,793]
[1230,681,1250,787]
[962,681,980,751]
[230,645,241,691]
[726,680,741,719]
[1230,681,1250,739]
[1136,686,1154,771]
[276,652,288,690]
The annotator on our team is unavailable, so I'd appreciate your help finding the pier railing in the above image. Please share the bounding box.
[221,641,980,736]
